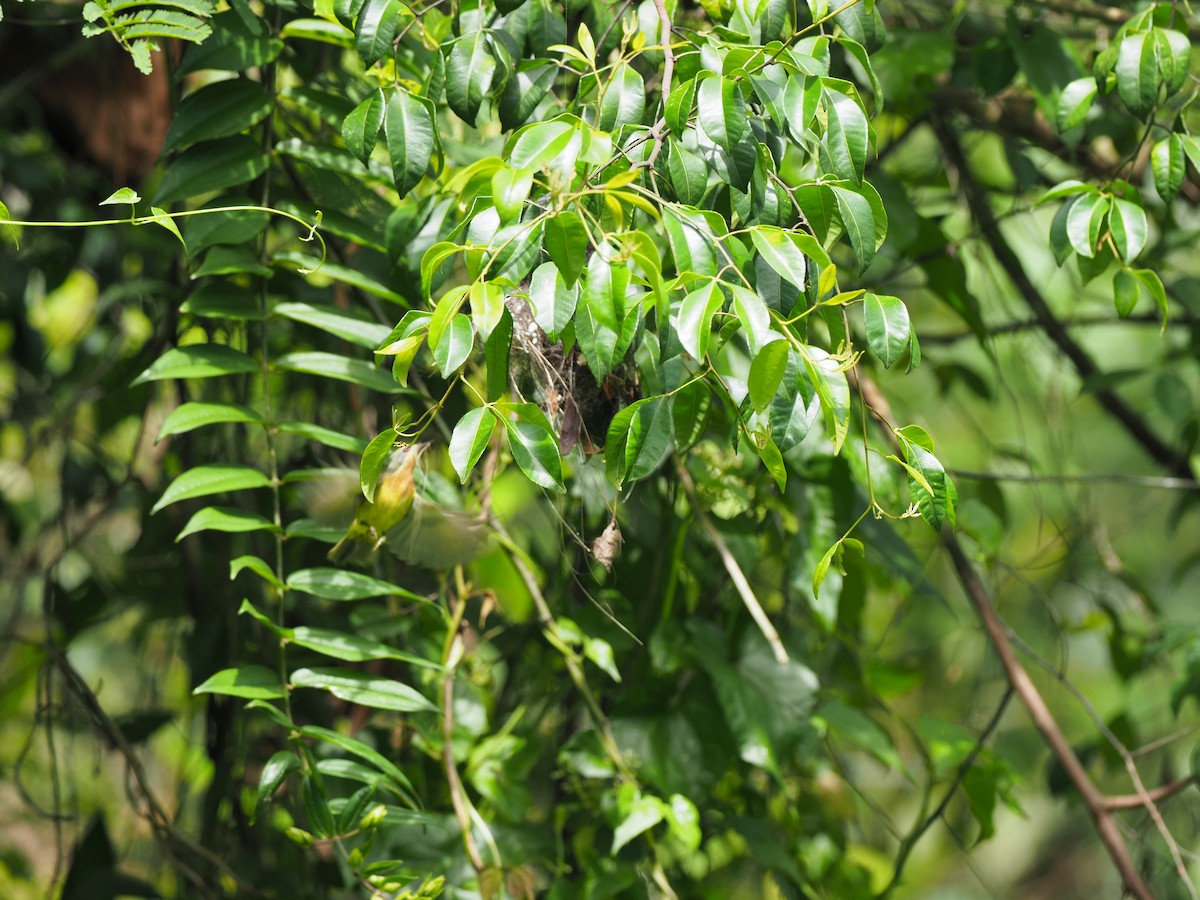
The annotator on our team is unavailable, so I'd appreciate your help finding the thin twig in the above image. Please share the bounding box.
[932,114,1194,485]
[1105,777,1196,811]
[950,469,1200,491]
[858,375,1154,900]
[675,461,789,665]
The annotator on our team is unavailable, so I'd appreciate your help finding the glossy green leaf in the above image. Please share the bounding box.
[1116,32,1157,117]
[662,207,718,277]
[698,76,748,153]
[823,89,868,184]
[665,139,709,207]
[100,187,141,206]
[254,750,300,822]
[1155,28,1191,95]
[500,403,564,492]
[274,351,410,393]
[544,210,589,287]
[164,79,273,154]
[432,313,475,376]
[492,166,533,224]
[1056,77,1097,131]
[730,284,775,354]
[291,667,435,712]
[290,627,439,667]
[154,135,269,206]
[612,795,665,854]
[830,184,877,271]
[576,254,632,379]
[450,407,497,483]
[508,119,576,170]
[152,465,272,513]
[674,281,724,362]
[1107,198,1147,263]
[1113,269,1139,318]
[359,428,396,503]
[176,10,283,76]
[748,341,790,413]
[299,725,415,794]
[274,302,391,348]
[1132,267,1169,328]
[355,0,402,65]
[446,31,496,125]
[1065,192,1108,258]
[750,225,808,290]
[1152,134,1185,202]
[342,88,386,164]
[289,568,428,603]
[671,381,711,452]
[863,292,911,369]
[158,401,265,440]
[665,77,697,136]
[176,506,279,541]
[230,554,284,589]
[385,89,435,197]
[598,63,646,132]
[278,422,368,454]
[607,396,672,486]
[528,261,579,339]
[899,437,956,531]
[194,665,286,699]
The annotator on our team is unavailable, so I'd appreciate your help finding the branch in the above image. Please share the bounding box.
[676,461,790,665]
[1105,777,1196,811]
[932,114,1195,484]
[857,375,1155,900]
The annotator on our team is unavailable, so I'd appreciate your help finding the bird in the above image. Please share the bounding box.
[324,443,488,568]
[327,443,425,562]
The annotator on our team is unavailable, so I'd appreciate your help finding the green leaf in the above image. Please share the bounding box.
[194,666,286,700]
[544,211,589,287]
[1107,198,1147,263]
[665,794,701,852]
[756,433,787,491]
[385,89,435,197]
[730,284,774,353]
[528,261,579,340]
[100,187,142,206]
[1036,180,1097,205]
[360,428,396,503]
[508,119,576,170]
[230,554,284,589]
[863,293,911,369]
[1065,192,1108,258]
[176,10,283,76]
[157,401,265,440]
[274,302,392,349]
[253,750,300,822]
[290,627,439,667]
[278,422,367,454]
[608,396,672,486]
[163,79,273,154]
[299,725,415,794]
[899,437,956,531]
[665,139,709,207]
[698,76,748,152]
[289,568,427,603]
[421,241,465,302]
[500,403,564,491]
[830,184,877,271]
[1113,269,1139,318]
[1152,134,1185,202]
[355,0,402,65]
[152,465,272,513]
[1155,28,1191,96]
[274,351,411,393]
[154,135,269,206]
[176,506,278,541]
[432,313,475,376]
[576,254,633,379]
[598,63,646,132]
[1116,31,1157,117]
[445,31,496,126]
[134,344,257,385]
[291,667,435,712]
[749,225,808,291]
[822,89,868,184]
[450,407,497,483]
[748,341,790,413]
[665,77,697,136]
[1056,77,1097,131]
[674,281,724,362]
[612,795,665,854]
[1132,268,1169,329]
[671,381,711,452]
[492,166,533,224]
[662,207,718,277]
[469,281,507,341]
[342,88,386,164]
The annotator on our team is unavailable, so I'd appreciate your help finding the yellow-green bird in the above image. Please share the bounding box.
[327,443,425,562]
[324,443,488,568]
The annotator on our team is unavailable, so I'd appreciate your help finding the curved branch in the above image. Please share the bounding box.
[1105,777,1196,811]
[933,114,1194,484]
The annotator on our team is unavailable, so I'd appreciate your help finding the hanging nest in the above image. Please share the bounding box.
[504,294,640,455]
